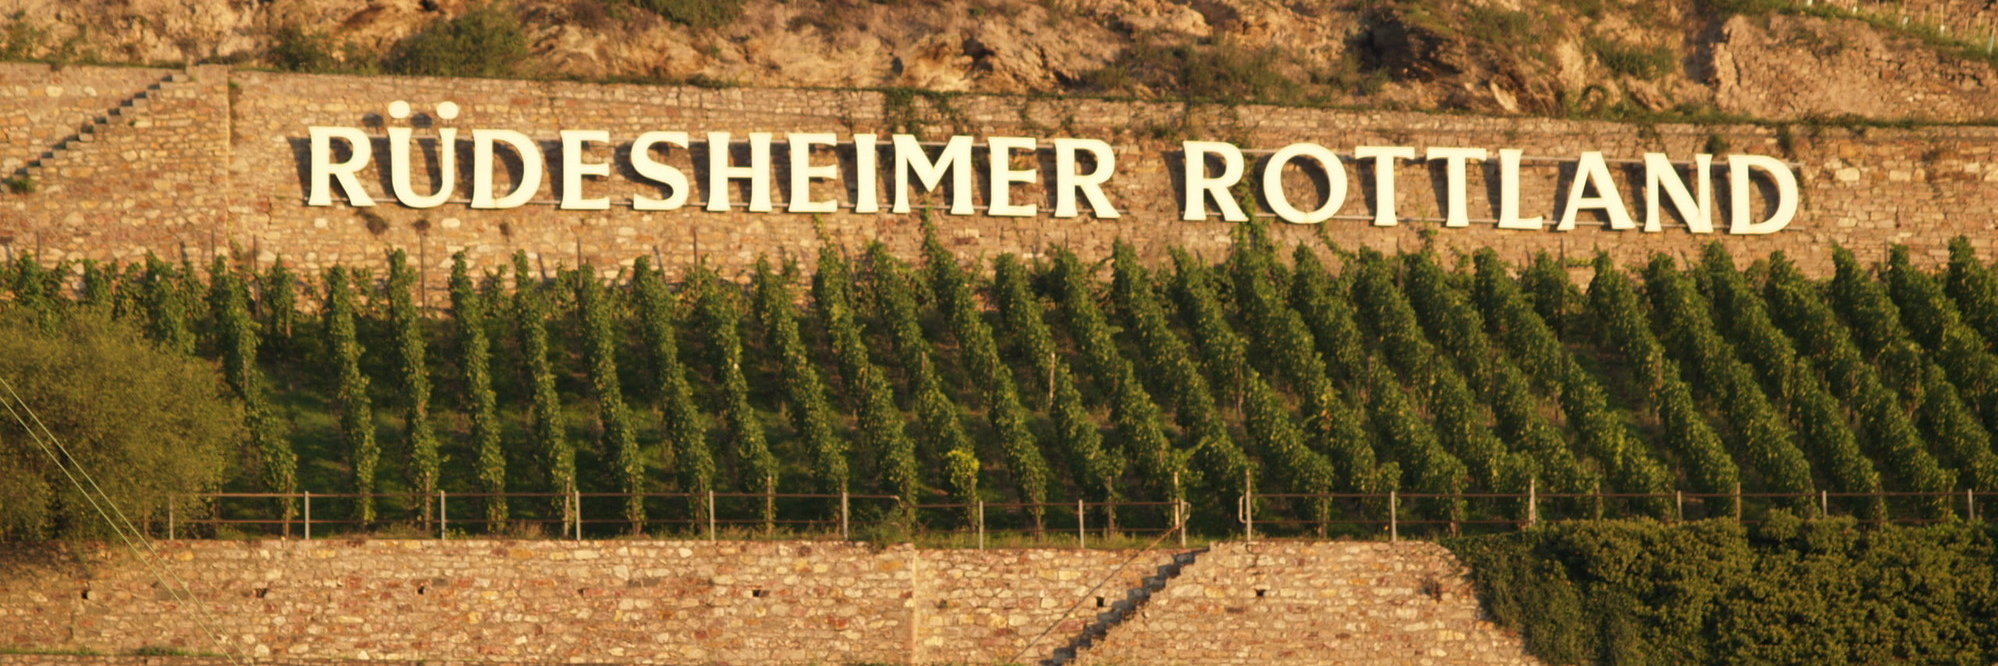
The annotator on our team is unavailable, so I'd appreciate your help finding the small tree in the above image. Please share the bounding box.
[0,313,239,539]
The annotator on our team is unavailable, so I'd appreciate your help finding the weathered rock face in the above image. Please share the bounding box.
[2,0,1997,121]
[1710,14,1998,121]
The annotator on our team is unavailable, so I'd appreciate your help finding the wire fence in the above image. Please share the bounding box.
[161,482,1986,546]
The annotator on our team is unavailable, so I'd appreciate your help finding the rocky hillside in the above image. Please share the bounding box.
[3,0,1997,122]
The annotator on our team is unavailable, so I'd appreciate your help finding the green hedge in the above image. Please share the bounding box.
[1447,518,1998,665]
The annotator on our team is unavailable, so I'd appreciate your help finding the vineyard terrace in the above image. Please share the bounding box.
[304,102,1799,235]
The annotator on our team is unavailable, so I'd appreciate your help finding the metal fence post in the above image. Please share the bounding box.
[1389,490,1399,543]
[1675,490,1684,523]
[1733,483,1743,521]
[1076,499,1086,549]
[1820,490,1829,517]
[706,490,717,541]
[304,492,312,541]
[840,490,850,541]
[573,489,583,541]
[168,495,176,541]
[976,501,986,550]
[439,491,448,540]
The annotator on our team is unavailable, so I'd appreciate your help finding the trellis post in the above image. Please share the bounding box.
[1076,499,1086,549]
[1527,478,1538,528]
[840,490,851,541]
[1389,490,1399,543]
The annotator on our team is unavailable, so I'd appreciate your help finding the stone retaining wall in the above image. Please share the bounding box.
[1078,542,1535,665]
[6,62,1996,283]
[0,539,1533,664]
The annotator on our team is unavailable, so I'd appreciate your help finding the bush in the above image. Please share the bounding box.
[383,7,530,78]
[1588,37,1676,79]
[1082,38,1307,105]
[1448,519,1998,665]
[614,0,744,28]
[266,25,341,73]
[0,313,239,539]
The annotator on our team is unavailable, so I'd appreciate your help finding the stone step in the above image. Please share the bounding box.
[18,71,186,184]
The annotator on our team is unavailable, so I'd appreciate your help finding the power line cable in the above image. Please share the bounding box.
[0,376,247,665]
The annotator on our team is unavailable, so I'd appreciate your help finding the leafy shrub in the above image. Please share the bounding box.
[3,175,36,195]
[752,260,847,495]
[384,252,441,521]
[1232,232,1384,497]
[1766,254,1979,511]
[614,0,744,28]
[383,7,529,78]
[1588,37,1676,79]
[266,25,341,73]
[0,312,239,539]
[1081,38,1307,105]
[1448,519,1998,665]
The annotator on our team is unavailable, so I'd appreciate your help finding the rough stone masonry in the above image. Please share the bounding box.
[3,62,1998,283]
[0,540,1533,665]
